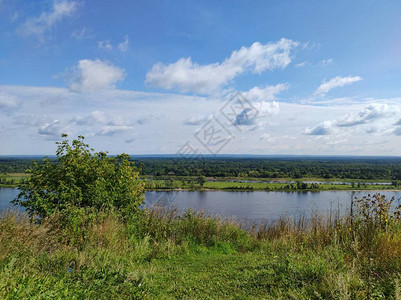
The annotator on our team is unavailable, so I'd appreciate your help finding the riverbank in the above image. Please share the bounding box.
[5,173,401,191]
[144,178,401,192]
[0,173,28,187]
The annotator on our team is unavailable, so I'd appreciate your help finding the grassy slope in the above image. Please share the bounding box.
[1,206,401,299]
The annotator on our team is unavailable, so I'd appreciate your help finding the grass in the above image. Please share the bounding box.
[0,173,28,187]
[144,178,400,191]
[2,194,401,299]
[4,173,400,191]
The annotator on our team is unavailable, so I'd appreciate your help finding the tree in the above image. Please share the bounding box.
[13,135,144,218]
[197,175,206,187]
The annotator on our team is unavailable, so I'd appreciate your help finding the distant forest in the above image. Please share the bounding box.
[135,157,401,180]
[2,156,401,180]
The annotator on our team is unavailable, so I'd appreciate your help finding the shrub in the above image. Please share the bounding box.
[13,135,144,219]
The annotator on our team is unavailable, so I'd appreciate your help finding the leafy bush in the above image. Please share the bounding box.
[13,135,144,218]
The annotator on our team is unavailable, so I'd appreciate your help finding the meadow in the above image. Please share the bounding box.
[0,173,28,187]
[144,178,400,192]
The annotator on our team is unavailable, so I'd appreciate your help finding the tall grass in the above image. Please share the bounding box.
[1,193,401,298]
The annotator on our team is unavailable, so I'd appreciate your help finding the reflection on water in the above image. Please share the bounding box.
[145,190,401,222]
[1,187,401,222]
[0,187,19,211]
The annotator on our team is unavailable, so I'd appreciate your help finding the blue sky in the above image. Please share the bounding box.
[1,0,401,155]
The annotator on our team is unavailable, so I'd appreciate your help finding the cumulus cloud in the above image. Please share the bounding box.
[146,38,299,94]
[70,110,136,137]
[337,104,396,127]
[232,101,280,129]
[118,35,129,52]
[229,85,282,129]
[304,120,336,135]
[19,0,80,39]
[394,119,401,125]
[38,120,67,138]
[68,59,125,92]
[254,101,280,116]
[244,83,289,101]
[233,108,255,126]
[314,76,362,96]
[304,103,399,135]
[0,93,20,110]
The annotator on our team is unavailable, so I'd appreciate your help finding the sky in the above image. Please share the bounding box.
[1,0,401,155]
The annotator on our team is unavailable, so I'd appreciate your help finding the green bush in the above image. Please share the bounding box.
[13,135,144,219]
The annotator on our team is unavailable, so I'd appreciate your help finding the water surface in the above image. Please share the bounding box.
[1,187,400,222]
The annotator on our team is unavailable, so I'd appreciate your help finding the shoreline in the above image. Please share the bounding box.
[145,188,401,192]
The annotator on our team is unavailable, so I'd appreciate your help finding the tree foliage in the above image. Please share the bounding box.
[13,135,144,218]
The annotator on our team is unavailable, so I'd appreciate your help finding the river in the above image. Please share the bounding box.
[1,187,401,222]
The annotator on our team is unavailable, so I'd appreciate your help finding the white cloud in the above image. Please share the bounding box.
[118,35,129,52]
[304,120,336,135]
[295,61,308,68]
[320,58,333,66]
[337,103,397,127]
[14,114,48,126]
[232,101,280,129]
[19,0,80,39]
[183,114,212,125]
[3,84,401,156]
[394,127,401,136]
[96,125,134,136]
[0,93,20,110]
[304,103,399,135]
[244,83,288,101]
[38,120,67,139]
[68,59,125,92]
[314,76,362,96]
[254,101,280,116]
[230,85,283,130]
[146,38,299,94]
[259,133,271,140]
[98,40,112,50]
[259,133,276,143]
[71,111,108,125]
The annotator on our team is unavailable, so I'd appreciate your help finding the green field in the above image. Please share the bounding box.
[3,173,399,191]
[0,173,29,187]
[143,177,401,191]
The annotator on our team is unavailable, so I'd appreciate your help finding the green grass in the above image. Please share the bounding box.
[0,173,28,187]
[144,178,400,191]
[2,199,401,299]
[4,174,400,191]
